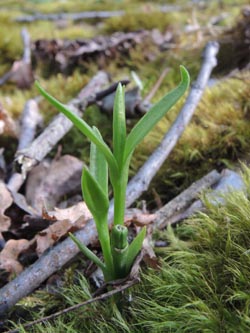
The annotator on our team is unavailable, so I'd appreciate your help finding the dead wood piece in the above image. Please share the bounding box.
[159,169,244,226]
[0,149,6,180]
[15,71,109,179]
[155,169,221,229]
[14,10,125,23]
[125,41,220,207]
[21,28,31,65]
[33,31,152,71]
[0,182,13,233]
[0,41,219,316]
[0,104,19,137]
[14,5,181,23]
[25,155,84,213]
[7,99,42,194]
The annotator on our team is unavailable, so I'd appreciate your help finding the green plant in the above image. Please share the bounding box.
[35,66,189,282]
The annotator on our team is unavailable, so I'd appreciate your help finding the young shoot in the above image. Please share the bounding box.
[35,66,190,282]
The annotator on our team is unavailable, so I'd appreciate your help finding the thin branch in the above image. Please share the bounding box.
[14,10,125,23]
[125,41,220,207]
[4,279,138,333]
[15,71,109,178]
[14,6,181,23]
[7,99,42,193]
[155,169,244,226]
[21,28,31,65]
[144,67,170,103]
[154,169,221,229]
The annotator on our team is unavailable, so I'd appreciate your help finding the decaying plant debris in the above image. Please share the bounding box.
[0,1,250,332]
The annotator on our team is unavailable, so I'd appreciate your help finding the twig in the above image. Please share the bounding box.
[14,10,125,23]
[4,278,138,333]
[124,41,220,207]
[154,169,221,229]
[0,42,219,316]
[7,98,42,193]
[21,28,31,65]
[156,169,244,226]
[14,6,181,23]
[15,71,109,178]
[144,67,170,103]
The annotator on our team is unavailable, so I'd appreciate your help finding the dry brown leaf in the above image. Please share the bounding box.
[142,236,160,270]
[26,155,84,212]
[124,208,156,227]
[9,60,34,89]
[0,239,30,276]
[0,181,13,232]
[0,103,19,137]
[35,219,73,256]
[49,202,92,222]
[35,202,92,256]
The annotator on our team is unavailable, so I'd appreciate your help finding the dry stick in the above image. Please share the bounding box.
[14,6,181,23]
[4,279,138,333]
[124,41,219,207]
[14,10,125,23]
[7,99,42,193]
[21,28,31,65]
[154,169,221,229]
[15,71,109,178]
[164,169,245,226]
[144,67,170,103]
[0,41,219,317]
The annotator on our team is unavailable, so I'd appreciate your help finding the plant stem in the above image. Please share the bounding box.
[113,164,129,226]
[95,214,114,281]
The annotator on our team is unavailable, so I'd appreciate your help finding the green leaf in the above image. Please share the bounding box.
[113,83,126,165]
[81,167,109,220]
[124,66,190,162]
[125,226,146,273]
[35,81,118,176]
[90,126,108,197]
[69,232,106,271]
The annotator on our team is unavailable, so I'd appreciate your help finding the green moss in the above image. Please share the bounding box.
[103,10,180,34]
[8,166,250,332]
[130,73,250,205]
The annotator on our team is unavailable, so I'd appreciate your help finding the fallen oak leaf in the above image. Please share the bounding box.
[35,202,92,256]
[0,103,19,137]
[25,155,84,212]
[124,208,156,227]
[48,202,92,222]
[0,181,13,232]
[0,239,30,277]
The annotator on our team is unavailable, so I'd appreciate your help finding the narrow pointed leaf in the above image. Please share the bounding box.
[69,233,106,271]
[125,226,146,273]
[124,66,190,162]
[35,81,118,175]
[113,83,126,165]
[81,168,109,220]
[90,126,108,196]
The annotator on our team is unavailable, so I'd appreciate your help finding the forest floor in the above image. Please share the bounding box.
[0,0,250,332]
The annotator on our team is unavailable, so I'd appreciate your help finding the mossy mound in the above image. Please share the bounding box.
[9,166,250,332]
